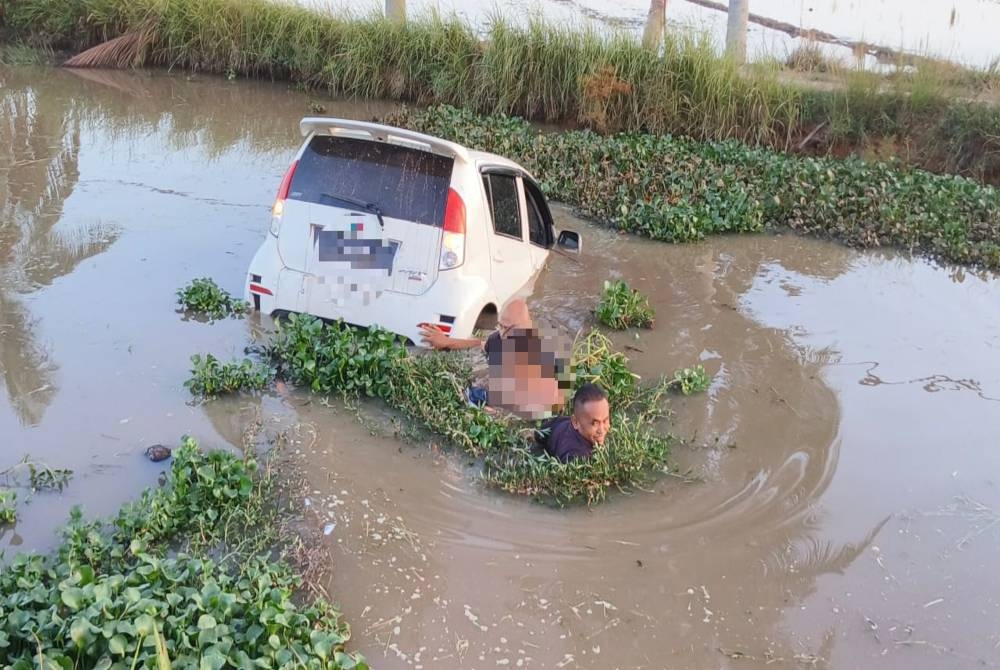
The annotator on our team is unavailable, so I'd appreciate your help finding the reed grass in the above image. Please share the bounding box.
[4,0,999,179]
[0,42,53,64]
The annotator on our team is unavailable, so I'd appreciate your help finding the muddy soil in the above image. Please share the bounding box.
[2,65,999,668]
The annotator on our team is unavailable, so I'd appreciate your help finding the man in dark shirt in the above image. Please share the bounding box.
[539,383,610,463]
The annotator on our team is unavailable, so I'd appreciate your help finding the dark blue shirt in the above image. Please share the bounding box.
[540,416,594,463]
[483,331,503,366]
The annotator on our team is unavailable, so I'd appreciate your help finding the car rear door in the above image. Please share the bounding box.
[278,134,452,308]
[481,170,534,300]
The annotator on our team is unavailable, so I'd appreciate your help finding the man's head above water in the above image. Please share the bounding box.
[497,297,532,336]
[570,383,611,446]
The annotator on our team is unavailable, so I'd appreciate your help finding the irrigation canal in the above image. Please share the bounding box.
[2,65,999,669]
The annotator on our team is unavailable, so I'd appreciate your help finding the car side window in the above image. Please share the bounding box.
[524,181,550,247]
[484,173,523,240]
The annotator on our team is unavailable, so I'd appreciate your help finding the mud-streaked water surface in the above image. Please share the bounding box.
[2,66,999,669]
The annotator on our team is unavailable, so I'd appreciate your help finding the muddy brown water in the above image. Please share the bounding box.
[2,65,1000,668]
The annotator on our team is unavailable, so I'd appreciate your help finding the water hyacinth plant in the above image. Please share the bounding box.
[268,314,407,400]
[669,364,712,395]
[185,353,274,398]
[1,455,73,493]
[176,277,249,320]
[0,437,368,669]
[388,105,1000,270]
[265,315,673,504]
[0,488,16,524]
[484,411,671,504]
[596,279,655,329]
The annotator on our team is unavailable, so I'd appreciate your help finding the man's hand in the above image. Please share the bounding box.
[419,323,452,350]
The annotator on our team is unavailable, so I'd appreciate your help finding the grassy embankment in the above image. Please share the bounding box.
[0,438,369,669]
[2,0,1000,183]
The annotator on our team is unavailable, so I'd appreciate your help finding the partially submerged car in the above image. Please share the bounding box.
[245,117,580,345]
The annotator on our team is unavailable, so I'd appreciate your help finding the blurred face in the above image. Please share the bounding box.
[497,299,531,338]
[571,398,611,446]
[490,351,566,420]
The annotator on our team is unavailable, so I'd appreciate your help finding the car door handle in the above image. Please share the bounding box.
[494,250,505,262]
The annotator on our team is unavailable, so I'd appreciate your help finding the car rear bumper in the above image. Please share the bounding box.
[247,239,491,346]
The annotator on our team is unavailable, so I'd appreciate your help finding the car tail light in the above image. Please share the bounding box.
[248,283,273,296]
[440,188,466,270]
[269,160,298,237]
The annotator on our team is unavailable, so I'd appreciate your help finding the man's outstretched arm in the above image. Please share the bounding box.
[419,324,483,351]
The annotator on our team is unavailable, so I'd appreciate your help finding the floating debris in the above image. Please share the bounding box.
[145,444,172,462]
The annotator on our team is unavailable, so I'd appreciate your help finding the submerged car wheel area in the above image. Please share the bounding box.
[246,118,577,346]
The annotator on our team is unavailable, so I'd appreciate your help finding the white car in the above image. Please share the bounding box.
[245,117,579,345]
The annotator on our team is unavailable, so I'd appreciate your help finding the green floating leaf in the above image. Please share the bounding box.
[108,634,128,656]
[60,587,85,610]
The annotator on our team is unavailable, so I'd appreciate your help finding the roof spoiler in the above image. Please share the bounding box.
[299,117,470,161]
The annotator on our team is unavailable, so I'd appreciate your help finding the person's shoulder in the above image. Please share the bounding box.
[484,330,502,362]
[535,415,566,441]
[543,416,593,462]
[545,415,572,432]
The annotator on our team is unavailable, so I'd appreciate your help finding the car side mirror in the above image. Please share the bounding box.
[556,230,581,254]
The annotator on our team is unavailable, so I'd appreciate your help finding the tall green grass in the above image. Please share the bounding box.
[2,0,999,180]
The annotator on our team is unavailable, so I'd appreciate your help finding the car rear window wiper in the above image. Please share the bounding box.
[321,192,385,230]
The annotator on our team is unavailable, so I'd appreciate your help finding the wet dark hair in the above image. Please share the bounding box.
[572,383,608,413]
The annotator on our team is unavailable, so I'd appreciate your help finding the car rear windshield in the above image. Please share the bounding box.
[288,135,454,226]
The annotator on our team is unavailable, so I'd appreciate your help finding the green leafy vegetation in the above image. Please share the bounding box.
[669,365,711,395]
[484,412,670,504]
[176,278,249,320]
[185,353,273,398]
[0,489,16,524]
[390,351,525,456]
[569,328,642,405]
[0,42,53,64]
[267,315,522,457]
[485,329,671,503]
[1,455,74,493]
[265,315,673,504]
[4,0,1000,179]
[269,315,406,400]
[596,279,655,329]
[0,437,367,668]
[390,105,1000,270]
[784,43,837,74]
[0,457,74,526]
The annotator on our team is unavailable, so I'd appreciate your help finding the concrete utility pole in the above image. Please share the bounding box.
[725,0,750,63]
[386,0,405,23]
[642,0,669,50]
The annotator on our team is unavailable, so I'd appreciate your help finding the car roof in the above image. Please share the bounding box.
[469,149,530,174]
[299,117,536,180]
[300,117,471,161]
